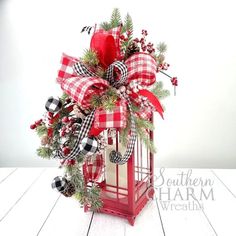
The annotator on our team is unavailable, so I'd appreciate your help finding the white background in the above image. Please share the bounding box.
[0,0,236,167]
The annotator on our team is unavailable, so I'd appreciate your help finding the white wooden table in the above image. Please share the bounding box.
[0,168,235,236]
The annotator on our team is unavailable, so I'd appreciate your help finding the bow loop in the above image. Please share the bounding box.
[126,52,157,86]
[61,76,109,109]
[106,61,128,88]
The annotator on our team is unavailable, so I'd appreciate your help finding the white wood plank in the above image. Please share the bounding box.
[89,197,164,236]
[0,168,17,184]
[190,169,236,236]
[0,167,44,222]
[155,168,217,236]
[211,169,236,198]
[125,200,164,236]
[0,168,62,236]
[38,195,93,236]
[88,211,126,236]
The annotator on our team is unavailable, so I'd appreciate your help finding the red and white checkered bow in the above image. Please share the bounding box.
[56,27,164,164]
[57,52,163,117]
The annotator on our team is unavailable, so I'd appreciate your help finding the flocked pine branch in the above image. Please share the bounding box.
[157,42,167,54]
[82,49,99,67]
[66,163,102,210]
[36,124,47,137]
[122,13,133,36]
[110,8,122,28]
[37,147,53,159]
[100,21,112,31]
[151,81,170,100]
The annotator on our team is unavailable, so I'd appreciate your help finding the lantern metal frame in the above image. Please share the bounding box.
[83,117,154,226]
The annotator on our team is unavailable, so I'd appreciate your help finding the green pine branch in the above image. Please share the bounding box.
[61,93,69,103]
[110,8,122,28]
[82,49,99,67]
[90,87,118,111]
[37,146,53,159]
[134,116,155,131]
[100,21,112,31]
[136,128,157,153]
[151,81,170,100]
[122,13,133,36]
[157,42,167,53]
[120,114,156,153]
[65,163,102,210]
[36,124,47,137]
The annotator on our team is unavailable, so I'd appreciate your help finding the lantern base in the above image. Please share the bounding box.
[84,180,155,226]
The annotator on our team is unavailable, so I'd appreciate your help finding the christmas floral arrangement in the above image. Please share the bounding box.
[30,9,177,210]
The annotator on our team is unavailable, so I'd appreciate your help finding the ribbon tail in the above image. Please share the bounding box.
[89,123,105,136]
[139,89,164,119]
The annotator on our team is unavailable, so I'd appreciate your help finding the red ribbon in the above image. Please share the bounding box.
[138,89,164,119]
[90,32,118,69]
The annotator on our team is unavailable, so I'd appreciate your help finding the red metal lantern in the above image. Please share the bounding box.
[83,117,154,226]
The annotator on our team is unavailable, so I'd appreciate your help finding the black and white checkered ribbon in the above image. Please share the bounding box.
[59,60,136,164]
[54,110,95,160]
[106,61,128,88]
[109,94,137,165]
[73,62,97,77]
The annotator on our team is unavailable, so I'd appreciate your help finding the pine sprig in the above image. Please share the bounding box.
[36,124,47,137]
[122,13,133,36]
[136,128,157,153]
[100,21,112,31]
[110,8,122,28]
[60,93,69,103]
[90,87,118,111]
[151,81,170,100]
[120,114,156,153]
[36,146,53,159]
[65,163,102,210]
[82,49,99,67]
[120,123,130,147]
[157,42,167,53]
[134,116,154,131]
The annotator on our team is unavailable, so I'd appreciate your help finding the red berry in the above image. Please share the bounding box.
[30,124,36,129]
[62,117,70,123]
[61,126,66,132]
[140,38,145,44]
[66,98,71,103]
[48,112,54,118]
[142,46,147,52]
[35,119,42,126]
[47,128,53,138]
[120,35,125,40]
[127,30,132,36]
[142,29,148,36]
[60,131,66,137]
[49,119,54,125]
[67,159,76,166]
[63,146,71,156]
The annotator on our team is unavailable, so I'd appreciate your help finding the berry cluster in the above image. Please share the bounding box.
[30,119,42,130]
[133,30,155,54]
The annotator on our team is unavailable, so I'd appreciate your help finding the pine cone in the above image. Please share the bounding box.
[125,41,140,59]
[62,181,76,197]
